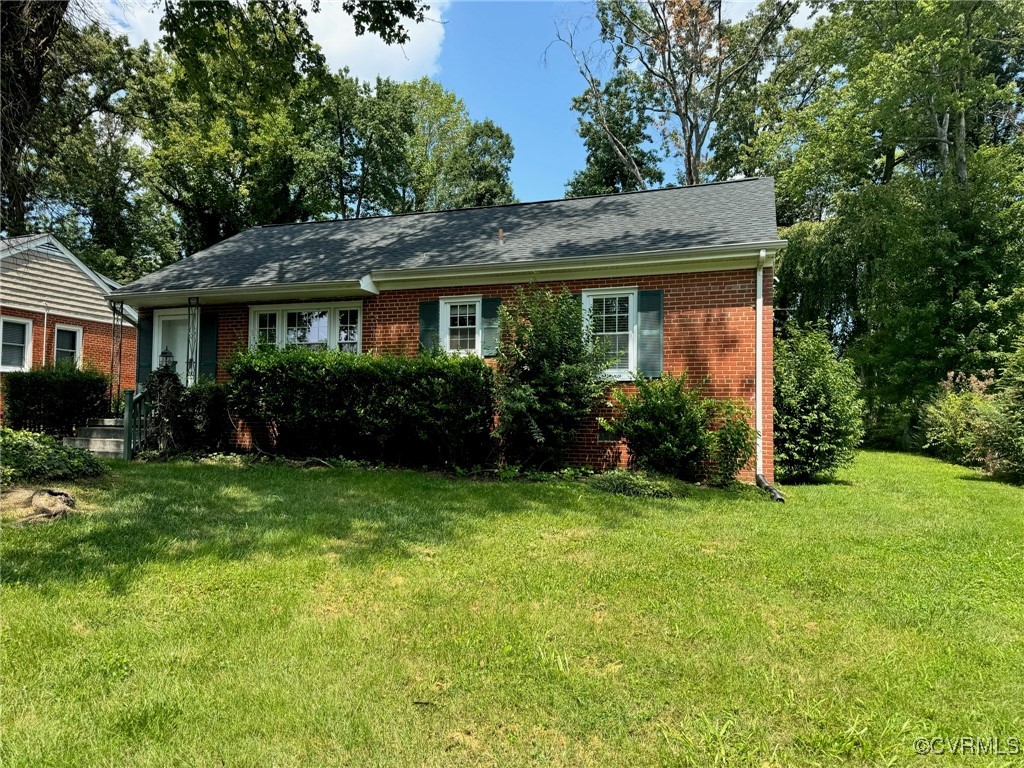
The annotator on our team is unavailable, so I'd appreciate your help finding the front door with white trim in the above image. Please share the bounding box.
[153,309,195,382]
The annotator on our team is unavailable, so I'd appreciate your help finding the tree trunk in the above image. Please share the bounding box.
[954,109,968,185]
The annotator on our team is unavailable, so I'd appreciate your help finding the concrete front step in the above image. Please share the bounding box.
[84,450,124,459]
[88,418,125,427]
[76,425,125,439]
[64,436,125,454]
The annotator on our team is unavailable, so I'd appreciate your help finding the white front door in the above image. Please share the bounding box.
[153,309,196,382]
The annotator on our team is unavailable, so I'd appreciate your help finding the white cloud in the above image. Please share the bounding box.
[101,0,448,81]
[721,0,818,28]
[305,0,449,81]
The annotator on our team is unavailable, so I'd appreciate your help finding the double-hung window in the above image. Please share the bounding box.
[582,288,638,379]
[1,318,32,371]
[54,324,82,366]
[440,296,482,356]
[250,303,362,353]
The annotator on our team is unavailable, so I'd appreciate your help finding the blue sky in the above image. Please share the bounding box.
[435,1,597,202]
[104,0,775,204]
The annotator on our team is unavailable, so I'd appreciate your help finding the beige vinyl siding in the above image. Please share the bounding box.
[0,247,115,324]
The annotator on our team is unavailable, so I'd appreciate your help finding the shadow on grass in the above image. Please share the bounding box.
[958,472,1022,486]
[779,476,856,487]
[1,461,650,594]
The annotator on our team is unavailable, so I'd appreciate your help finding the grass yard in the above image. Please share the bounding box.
[2,451,1023,767]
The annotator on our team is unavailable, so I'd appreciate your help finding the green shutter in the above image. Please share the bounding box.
[419,300,440,352]
[481,297,501,357]
[637,290,663,378]
[199,311,219,380]
[136,314,153,387]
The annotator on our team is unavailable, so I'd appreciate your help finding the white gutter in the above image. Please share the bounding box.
[370,239,787,286]
[756,249,765,476]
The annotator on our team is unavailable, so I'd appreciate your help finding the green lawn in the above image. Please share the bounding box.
[2,452,1023,767]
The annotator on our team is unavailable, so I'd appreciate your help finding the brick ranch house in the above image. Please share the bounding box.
[112,178,785,482]
[1,234,137,411]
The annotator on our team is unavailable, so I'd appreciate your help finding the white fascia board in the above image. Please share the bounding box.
[114,279,370,308]
[368,240,787,291]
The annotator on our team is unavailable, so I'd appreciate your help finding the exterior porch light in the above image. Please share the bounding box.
[159,346,176,370]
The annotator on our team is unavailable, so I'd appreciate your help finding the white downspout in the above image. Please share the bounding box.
[42,304,49,366]
[755,250,766,477]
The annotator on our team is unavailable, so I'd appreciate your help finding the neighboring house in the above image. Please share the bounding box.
[0,234,138,406]
[112,178,784,481]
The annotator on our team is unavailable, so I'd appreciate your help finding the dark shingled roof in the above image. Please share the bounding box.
[114,178,778,297]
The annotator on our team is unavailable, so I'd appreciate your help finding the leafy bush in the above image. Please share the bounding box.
[920,372,996,466]
[710,400,759,486]
[774,326,865,481]
[988,341,1024,483]
[494,286,609,468]
[226,347,494,469]
[0,427,105,485]
[586,469,676,499]
[1,363,109,436]
[142,369,229,455]
[602,373,756,485]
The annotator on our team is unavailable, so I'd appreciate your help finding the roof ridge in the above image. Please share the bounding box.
[260,177,772,231]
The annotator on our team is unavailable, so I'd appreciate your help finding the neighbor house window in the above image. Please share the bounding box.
[249,303,362,353]
[582,288,638,379]
[440,296,482,356]
[1,318,32,371]
[54,324,82,367]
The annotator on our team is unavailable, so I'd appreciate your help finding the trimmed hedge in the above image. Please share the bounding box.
[0,427,105,485]
[1,363,109,436]
[226,347,495,468]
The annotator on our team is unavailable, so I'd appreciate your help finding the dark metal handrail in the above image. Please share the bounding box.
[122,386,153,459]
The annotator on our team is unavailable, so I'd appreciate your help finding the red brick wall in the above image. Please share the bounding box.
[0,306,137,413]
[188,267,775,482]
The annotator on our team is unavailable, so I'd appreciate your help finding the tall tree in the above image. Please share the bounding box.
[759,1,1024,440]
[0,0,430,228]
[560,0,798,186]
[449,119,517,208]
[397,78,473,212]
[566,71,664,196]
[0,0,70,227]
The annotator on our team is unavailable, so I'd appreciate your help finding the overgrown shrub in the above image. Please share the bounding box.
[142,369,229,455]
[1,363,109,436]
[0,427,105,485]
[226,347,494,468]
[774,326,865,481]
[602,373,756,485]
[586,469,676,498]
[988,341,1024,483]
[494,286,609,468]
[920,372,996,466]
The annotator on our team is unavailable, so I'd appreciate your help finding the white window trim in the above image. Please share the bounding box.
[0,317,33,372]
[248,301,363,353]
[153,307,199,378]
[53,323,83,368]
[582,287,639,381]
[439,295,483,357]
